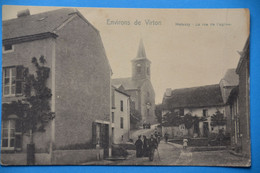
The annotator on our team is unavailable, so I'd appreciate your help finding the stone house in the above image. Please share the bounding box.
[1,8,111,165]
[162,84,226,138]
[219,69,239,134]
[112,39,156,125]
[228,37,250,157]
[111,86,130,144]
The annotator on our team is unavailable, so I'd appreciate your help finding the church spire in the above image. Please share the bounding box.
[136,39,146,58]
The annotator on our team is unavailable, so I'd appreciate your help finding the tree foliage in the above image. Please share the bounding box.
[155,104,163,124]
[210,110,226,127]
[23,56,54,133]
[163,111,207,130]
[130,100,142,128]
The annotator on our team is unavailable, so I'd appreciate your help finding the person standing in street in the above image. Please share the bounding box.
[164,132,169,143]
[148,134,158,161]
[135,135,143,157]
[142,135,148,157]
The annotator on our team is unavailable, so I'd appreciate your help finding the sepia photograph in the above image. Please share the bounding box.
[1,6,250,166]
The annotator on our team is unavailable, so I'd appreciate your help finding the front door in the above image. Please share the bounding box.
[101,124,109,158]
[203,122,209,137]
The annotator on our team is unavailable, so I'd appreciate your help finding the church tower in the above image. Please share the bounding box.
[131,39,151,81]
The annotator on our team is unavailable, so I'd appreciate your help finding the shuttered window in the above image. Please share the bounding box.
[1,119,22,151]
[3,66,24,97]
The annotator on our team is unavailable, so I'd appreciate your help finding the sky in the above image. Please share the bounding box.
[2,6,249,104]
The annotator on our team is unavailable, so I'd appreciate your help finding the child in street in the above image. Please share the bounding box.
[183,138,188,150]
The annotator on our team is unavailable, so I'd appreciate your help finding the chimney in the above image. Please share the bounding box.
[17,9,30,18]
[165,88,172,97]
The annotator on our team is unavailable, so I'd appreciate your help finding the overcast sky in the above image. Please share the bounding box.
[2,6,249,103]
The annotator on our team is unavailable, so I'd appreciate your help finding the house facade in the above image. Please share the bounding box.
[162,84,226,138]
[1,8,111,165]
[228,37,250,157]
[219,69,239,134]
[111,86,130,144]
[112,39,156,125]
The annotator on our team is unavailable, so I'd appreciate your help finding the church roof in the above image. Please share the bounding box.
[111,77,147,90]
[221,69,239,87]
[136,39,147,59]
[164,84,224,109]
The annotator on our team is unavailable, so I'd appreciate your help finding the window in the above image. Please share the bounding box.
[3,44,14,53]
[3,66,24,96]
[120,117,124,129]
[136,64,141,74]
[147,67,150,75]
[203,109,208,117]
[111,89,115,109]
[1,120,15,150]
[112,112,114,123]
[179,108,184,116]
[120,100,123,112]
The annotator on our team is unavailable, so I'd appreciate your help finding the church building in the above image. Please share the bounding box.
[112,39,156,124]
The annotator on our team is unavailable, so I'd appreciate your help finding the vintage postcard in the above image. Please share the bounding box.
[1,6,250,166]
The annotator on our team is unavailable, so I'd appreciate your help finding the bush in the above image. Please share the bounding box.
[112,144,128,157]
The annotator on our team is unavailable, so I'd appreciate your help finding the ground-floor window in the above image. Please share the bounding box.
[1,120,15,150]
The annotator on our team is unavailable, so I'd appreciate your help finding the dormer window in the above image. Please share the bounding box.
[3,44,14,53]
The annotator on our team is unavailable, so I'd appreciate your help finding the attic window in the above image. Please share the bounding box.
[3,44,14,53]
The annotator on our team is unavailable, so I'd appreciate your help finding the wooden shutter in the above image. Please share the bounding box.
[15,119,22,151]
[15,66,24,95]
[92,122,97,148]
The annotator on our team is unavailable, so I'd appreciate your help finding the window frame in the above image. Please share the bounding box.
[3,66,24,97]
[3,67,16,97]
[1,120,15,150]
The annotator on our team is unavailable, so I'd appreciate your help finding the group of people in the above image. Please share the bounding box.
[135,134,159,159]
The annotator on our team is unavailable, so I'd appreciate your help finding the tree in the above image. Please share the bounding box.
[162,111,183,127]
[22,56,54,164]
[2,56,54,164]
[155,104,163,124]
[183,113,193,129]
[210,110,226,132]
[130,100,142,129]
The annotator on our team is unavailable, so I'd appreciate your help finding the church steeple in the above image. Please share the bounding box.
[136,39,147,59]
[132,39,151,81]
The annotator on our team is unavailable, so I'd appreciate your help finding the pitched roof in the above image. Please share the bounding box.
[3,8,78,40]
[111,77,146,90]
[221,69,239,87]
[164,84,224,109]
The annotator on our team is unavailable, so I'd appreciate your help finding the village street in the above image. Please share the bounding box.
[84,141,249,166]
[84,125,249,166]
